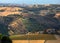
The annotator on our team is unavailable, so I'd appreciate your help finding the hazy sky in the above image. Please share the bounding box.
[0,0,60,4]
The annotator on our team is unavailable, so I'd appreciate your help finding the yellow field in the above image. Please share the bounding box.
[12,40,45,43]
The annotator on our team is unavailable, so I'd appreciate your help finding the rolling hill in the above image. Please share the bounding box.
[0,4,60,35]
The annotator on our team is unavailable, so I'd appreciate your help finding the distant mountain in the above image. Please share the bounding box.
[0,3,28,7]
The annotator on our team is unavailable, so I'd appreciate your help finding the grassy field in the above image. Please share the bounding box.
[10,34,56,40]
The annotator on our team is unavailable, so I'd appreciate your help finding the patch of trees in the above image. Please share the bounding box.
[0,16,14,25]
[22,18,45,33]
[0,23,9,35]
[0,10,5,12]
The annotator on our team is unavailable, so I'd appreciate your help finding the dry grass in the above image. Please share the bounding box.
[0,7,23,16]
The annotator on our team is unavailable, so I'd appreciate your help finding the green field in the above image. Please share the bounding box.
[10,34,56,40]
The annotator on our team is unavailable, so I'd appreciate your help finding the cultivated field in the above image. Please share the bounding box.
[10,34,56,40]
